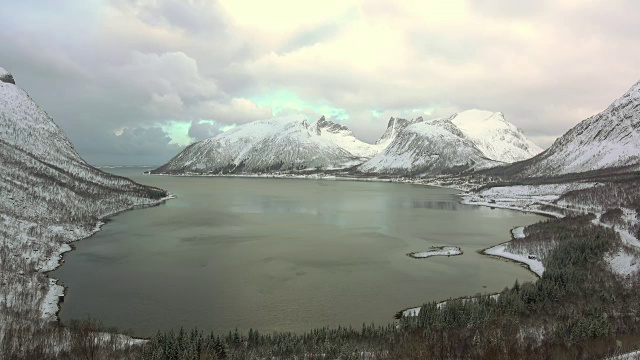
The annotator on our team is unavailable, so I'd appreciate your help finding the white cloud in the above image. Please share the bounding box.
[195,97,273,124]
[1,0,639,163]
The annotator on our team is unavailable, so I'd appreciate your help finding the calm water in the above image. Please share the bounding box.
[52,168,542,337]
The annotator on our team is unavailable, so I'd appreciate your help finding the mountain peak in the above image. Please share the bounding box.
[153,114,378,174]
[492,79,640,177]
[0,67,15,85]
[315,116,349,133]
[612,79,640,108]
[361,108,543,175]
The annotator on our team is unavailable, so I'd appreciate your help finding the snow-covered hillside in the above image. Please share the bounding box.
[373,117,421,151]
[0,66,168,332]
[493,80,640,177]
[358,110,542,175]
[450,110,543,163]
[153,115,378,174]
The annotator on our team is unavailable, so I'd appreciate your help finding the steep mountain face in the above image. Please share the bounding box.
[0,67,15,84]
[489,80,640,178]
[358,110,542,175]
[0,66,166,222]
[449,110,543,163]
[152,115,377,174]
[0,66,167,320]
[373,117,421,150]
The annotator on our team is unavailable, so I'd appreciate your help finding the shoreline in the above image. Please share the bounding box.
[407,246,463,259]
[146,171,473,192]
[42,194,176,337]
[149,171,557,320]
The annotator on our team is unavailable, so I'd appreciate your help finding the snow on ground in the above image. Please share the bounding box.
[593,215,640,248]
[464,183,640,278]
[605,250,640,276]
[402,294,500,317]
[609,350,640,360]
[460,197,564,218]
[477,183,596,198]
[512,226,526,239]
[407,246,462,258]
[461,183,607,218]
[484,244,545,277]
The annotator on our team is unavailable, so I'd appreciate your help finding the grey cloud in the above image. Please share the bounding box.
[188,120,221,141]
[468,0,549,18]
[2,0,639,164]
[74,126,184,166]
[278,21,343,54]
[109,0,228,34]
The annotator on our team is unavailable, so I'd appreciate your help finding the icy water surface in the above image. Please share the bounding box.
[52,168,543,336]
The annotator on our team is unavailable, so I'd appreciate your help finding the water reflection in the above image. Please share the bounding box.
[52,172,544,337]
[405,200,462,210]
[231,196,319,215]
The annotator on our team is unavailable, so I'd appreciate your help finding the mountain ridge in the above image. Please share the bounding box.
[357,110,543,175]
[153,110,543,175]
[152,114,378,174]
[484,79,640,179]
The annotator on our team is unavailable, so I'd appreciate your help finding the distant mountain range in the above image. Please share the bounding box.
[153,115,377,174]
[358,110,543,175]
[152,110,543,176]
[4,62,640,183]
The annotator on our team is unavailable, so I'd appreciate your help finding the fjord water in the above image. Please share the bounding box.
[53,168,542,337]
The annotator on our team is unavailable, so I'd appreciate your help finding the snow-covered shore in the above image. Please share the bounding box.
[459,183,640,279]
[401,294,501,318]
[0,193,177,330]
[483,243,545,278]
[42,194,176,321]
[407,246,462,259]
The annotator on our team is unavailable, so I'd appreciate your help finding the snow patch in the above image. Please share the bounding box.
[407,246,462,258]
[605,250,640,276]
[512,226,526,239]
[484,244,545,277]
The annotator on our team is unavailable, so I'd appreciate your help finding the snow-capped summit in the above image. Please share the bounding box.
[309,116,378,158]
[493,79,640,177]
[0,68,82,166]
[374,117,422,151]
[0,67,167,222]
[0,66,15,84]
[152,115,378,174]
[358,110,542,175]
[450,110,543,163]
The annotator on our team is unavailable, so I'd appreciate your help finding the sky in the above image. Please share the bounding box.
[1,0,639,165]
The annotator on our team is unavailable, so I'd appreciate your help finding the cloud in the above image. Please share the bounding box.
[188,120,221,142]
[74,126,184,165]
[1,0,639,163]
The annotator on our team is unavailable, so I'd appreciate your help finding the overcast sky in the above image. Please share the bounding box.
[2,0,639,165]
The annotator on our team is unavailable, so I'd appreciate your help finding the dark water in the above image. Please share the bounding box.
[52,168,542,337]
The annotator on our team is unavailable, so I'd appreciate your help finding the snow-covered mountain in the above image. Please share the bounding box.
[152,115,378,174]
[449,110,543,163]
[491,80,640,178]
[0,66,167,222]
[358,110,543,175]
[373,117,420,150]
[0,66,167,321]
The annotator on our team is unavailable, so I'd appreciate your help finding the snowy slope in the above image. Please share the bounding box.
[494,80,640,177]
[0,66,168,323]
[358,110,542,175]
[450,110,543,163]
[153,115,377,174]
[373,117,422,151]
[0,66,15,84]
